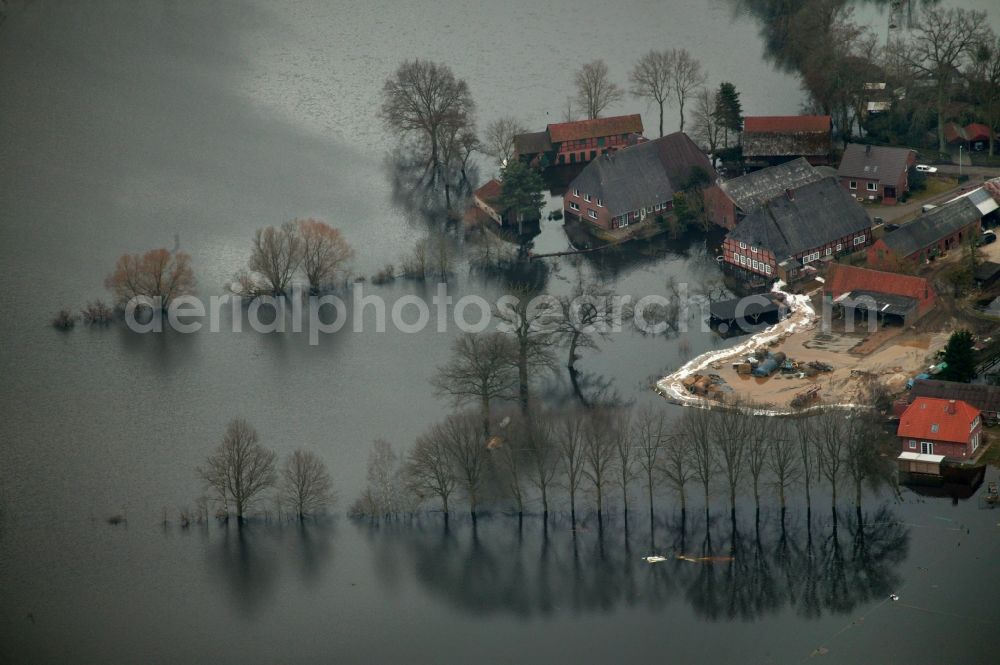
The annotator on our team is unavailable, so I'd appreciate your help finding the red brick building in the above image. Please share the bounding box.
[709,157,825,229]
[897,397,983,461]
[837,143,916,205]
[824,264,936,326]
[722,178,871,282]
[867,197,982,269]
[564,132,716,231]
[513,115,645,168]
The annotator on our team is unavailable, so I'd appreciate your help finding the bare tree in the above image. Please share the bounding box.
[815,409,848,511]
[495,287,559,412]
[483,116,527,167]
[582,410,616,524]
[298,219,354,294]
[712,403,750,518]
[557,280,616,374]
[766,418,800,523]
[406,432,457,518]
[691,87,722,156]
[681,408,716,517]
[238,221,303,296]
[360,439,407,519]
[612,408,637,522]
[281,449,335,521]
[556,410,587,525]
[574,60,624,120]
[630,50,673,137]
[660,426,694,519]
[793,414,818,517]
[495,415,529,519]
[439,412,490,521]
[198,419,277,524]
[106,248,196,310]
[524,412,559,519]
[907,6,989,154]
[667,48,706,133]
[843,410,886,518]
[432,332,518,436]
[744,410,770,521]
[634,405,668,520]
[379,59,476,175]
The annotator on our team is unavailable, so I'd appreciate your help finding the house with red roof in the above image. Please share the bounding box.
[741,115,833,168]
[897,397,983,461]
[943,122,994,152]
[471,179,507,226]
[513,114,645,168]
[824,264,936,326]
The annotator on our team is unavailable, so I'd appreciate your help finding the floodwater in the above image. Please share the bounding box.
[1,1,998,663]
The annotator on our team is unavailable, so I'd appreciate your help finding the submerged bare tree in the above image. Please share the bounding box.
[667,48,706,132]
[634,405,668,520]
[350,439,409,519]
[681,408,716,517]
[405,431,457,518]
[379,59,476,176]
[236,221,303,296]
[815,409,848,512]
[582,410,616,524]
[793,414,818,516]
[105,248,196,310]
[483,116,527,167]
[439,412,490,521]
[557,280,617,374]
[574,59,624,119]
[556,410,587,525]
[612,408,637,522]
[744,410,770,521]
[432,332,518,436]
[495,287,559,412]
[281,449,335,521]
[298,219,354,293]
[496,415,529,519]
[713,402,750,517]
[660,423,694,519]
[198,419,277,524]
[766,418,800,523]
[524,412,559,519]
[630,50,673,137]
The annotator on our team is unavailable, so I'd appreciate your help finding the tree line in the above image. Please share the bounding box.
[348,400,895,526]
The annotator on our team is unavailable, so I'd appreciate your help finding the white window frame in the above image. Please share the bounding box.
[825,247,832,256]
[751,246,758,253]
[584,193,592,202]
[836,243,843,252]
[867,182,878,192]
[920,441,934,455]
[739,242,747,250]
[765,264,772,275]
[909,440,917,449]
[596,198,603,207]
[569,201,579,211]
[588,209,598,220]
[574,189,580,197]
[849,180,857,190]
[854,234,866,245]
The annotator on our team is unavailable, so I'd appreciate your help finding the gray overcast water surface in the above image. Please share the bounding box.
[1,1,999,663]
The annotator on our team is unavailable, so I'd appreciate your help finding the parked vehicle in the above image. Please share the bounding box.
[921,204,937,213]
[885,223,900,232]
[915,164,938,173]
[978,230,997,246]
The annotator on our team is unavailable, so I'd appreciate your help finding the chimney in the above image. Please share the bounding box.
[866,144,872,156]
[785,188,794,201]
[947,400,957,414]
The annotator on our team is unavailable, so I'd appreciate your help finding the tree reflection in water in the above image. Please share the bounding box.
[356,506,907,620]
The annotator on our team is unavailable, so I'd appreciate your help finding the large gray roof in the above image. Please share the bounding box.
[837,143,914,182]
[718,158,825,212]
[881,198,981,257]
[567,132,715,217]
[727,177,870,261]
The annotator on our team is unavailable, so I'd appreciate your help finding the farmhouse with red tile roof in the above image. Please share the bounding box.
[897,397,983,461]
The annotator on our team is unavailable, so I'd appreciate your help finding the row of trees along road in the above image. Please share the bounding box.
[349,399,894,527]
[198,419,335,524]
